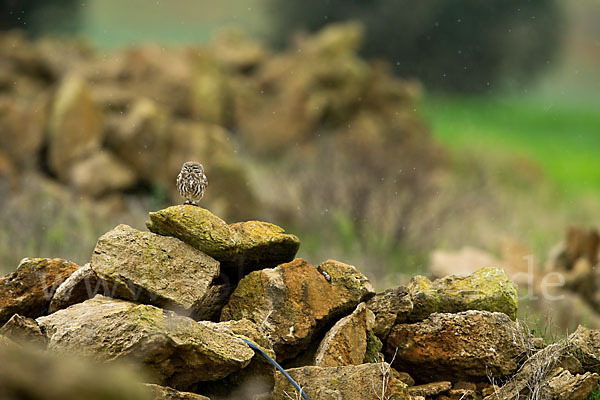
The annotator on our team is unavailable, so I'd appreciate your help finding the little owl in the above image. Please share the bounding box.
[177,161,208,206]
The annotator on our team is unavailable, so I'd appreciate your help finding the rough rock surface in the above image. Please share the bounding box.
[192,318,276,399]
[91,224,220,318]
[386,310,524,382]
[0,258,79,324]
[484,341,600,400]
[0,314,46,346]
[144,384,209,400]
[146,205,300,270]
[48,263,100,313]
[37,296,254,388]
[273,363,409,400]
[221,258,374,360]
[366,286,413,340]
[407,267,518,322]
[545,370,599,400]
[48,75,102,181]
[314,302,374,367]
[569,325,600,373]
[408,381,452,397]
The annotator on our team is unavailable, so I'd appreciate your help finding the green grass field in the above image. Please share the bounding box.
[423,95,600,196]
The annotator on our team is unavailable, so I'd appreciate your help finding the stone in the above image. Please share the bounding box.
[429,246,500,279]
[363,330,383,363]
[221,258,374,361]
[0,258,79,325]
[546,227,600,271]
[366,286,413,340]
[441,389,478,400]
[211,28,268,72]
[48,263,101,313]
[0,314,46,346]
[69,150,137,197]
[192,318,276,399]
[386,311,524,382]
[48,75,102,181]
[105,97,170,184]
[568,325,600,373]
[90,224,220,318]
[393,371,415,387]
[0,333,150,400]
[144,384,210,400]
[408,381,451,397]
[0,95,48,169]
[146,205,300,271]
[272,363,409,400]
[314,302,374,367]
[545,370,599,400]
[189,50,229,125]
[407,267,518,322]
[483,341,579,400]
[37,296,254,388]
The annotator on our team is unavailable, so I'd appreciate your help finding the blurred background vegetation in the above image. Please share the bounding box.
[1,0,599,331]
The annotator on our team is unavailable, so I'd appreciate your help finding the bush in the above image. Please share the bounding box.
[268,0,564,92]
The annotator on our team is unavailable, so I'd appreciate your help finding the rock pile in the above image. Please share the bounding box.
[1,206,599,399]
[430,227,600,337]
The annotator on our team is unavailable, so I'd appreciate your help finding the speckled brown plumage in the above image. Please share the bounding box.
[176,161,207,206]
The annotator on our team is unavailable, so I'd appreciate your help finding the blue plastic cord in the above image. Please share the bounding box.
[238,337,310,400]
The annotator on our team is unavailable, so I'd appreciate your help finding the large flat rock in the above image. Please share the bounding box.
[37,296,254,388]
[146,205,300,270]
[91,224,220,318]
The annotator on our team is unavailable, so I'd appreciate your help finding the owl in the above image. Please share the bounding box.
[176,161,208,206]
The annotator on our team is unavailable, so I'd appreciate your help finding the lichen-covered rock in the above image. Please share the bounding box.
[48,263,100,313]
[146,205,300,270]
[273,363,409,400]
[386,310,524,382]
[366,286,413,340]
[363,330,383,363]
[407,267,518,322]
[37,296,254,388]
[221,258,374,361]
[0,314,46,346]
[48,75,102,181]
[314,302,374,367]
[69,150,137,197]
[90,224,220,318]
[144,384,209,400]
[0,258,79,325]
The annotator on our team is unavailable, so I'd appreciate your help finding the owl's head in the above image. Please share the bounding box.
[181,161,204,174]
